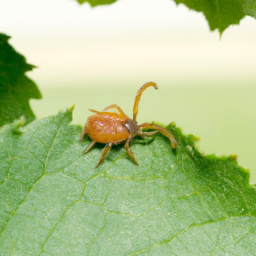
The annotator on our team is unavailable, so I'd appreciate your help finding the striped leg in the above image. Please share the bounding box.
[95,143,112,169]
[83,140,96,154]
[125,136,139,165]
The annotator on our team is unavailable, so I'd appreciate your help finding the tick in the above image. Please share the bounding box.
[80,81,177,168]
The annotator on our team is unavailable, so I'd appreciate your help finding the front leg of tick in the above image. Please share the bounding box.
[138,130,158,138]
[80,127,87,142]
[83,140,96,154]
[125,136,139,166]
[95,143,112,169]
[139,123,177,149]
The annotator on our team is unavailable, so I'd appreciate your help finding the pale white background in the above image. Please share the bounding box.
[1,0,256,87]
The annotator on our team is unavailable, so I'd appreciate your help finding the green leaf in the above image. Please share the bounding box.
[0,33,42,127]
[174,0,245,34]
[75,0,118,7]
[174,0,256,34]
[240,0,256,17]
[1,108,256,255]
[73,0,256,33]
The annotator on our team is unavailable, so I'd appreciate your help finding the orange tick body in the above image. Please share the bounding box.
[81,82,177,168]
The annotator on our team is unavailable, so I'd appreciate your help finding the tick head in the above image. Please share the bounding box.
[125,119,140,137]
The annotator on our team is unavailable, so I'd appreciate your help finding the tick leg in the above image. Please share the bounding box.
[95,143,112,169]
[83,140,96,154]
[133,82,157,122]
[125,136,139,165]
[88,109,100,114]
[139,123,177,149]
[80,126,88,142]
[102,104,126,118]
[138,130,158,137]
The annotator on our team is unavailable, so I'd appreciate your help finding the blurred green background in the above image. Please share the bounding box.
[1,0,256,182]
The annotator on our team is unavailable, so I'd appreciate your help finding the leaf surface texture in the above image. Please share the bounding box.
[0,108,256,255]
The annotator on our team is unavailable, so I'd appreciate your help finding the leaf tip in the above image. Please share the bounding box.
[69,104,76,111]
[219,30,223,41]
[228,154,237,162]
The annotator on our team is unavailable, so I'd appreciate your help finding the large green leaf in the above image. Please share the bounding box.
[0,33,41,127]
[1,107,256,255]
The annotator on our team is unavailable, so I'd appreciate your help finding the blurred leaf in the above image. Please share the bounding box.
[174,0,256,34]
[76,0,118,7]
[0,33,41,127]
[240,0,256,18]
[74,0,256,34]
[1,108,256,255]
[174,0,245,34]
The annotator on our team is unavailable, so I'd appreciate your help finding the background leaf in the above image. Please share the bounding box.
[0,33,41,127]
[173,0,245,34]
[1,108,256,255]
[75,0,118,7]
[74,0,256,34]
[241,0,256,17]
